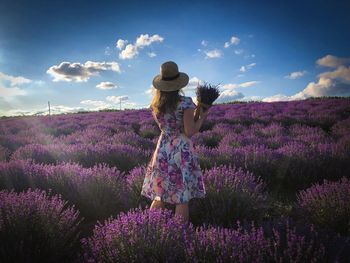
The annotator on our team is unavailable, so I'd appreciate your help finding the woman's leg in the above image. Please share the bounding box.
[175,203,189,223]
[150,199,165,210]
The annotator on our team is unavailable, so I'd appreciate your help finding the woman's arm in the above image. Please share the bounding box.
[151,110,161,128]
[183,107,208,138]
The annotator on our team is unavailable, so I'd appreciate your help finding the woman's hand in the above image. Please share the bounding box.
[186,105,209,137]
[199,106,209,120]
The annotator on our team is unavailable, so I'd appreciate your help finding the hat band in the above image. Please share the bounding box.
[161,73,180,81]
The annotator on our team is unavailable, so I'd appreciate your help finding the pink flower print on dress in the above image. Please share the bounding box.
[169,169,184,189]
[181,150,189,168]
[155,177,165,194]
[169,170,178,184]
[159,157,168,171]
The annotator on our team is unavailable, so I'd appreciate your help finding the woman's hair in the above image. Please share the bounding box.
[150,88,185,115]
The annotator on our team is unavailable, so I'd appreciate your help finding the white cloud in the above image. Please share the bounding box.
[106,95,129,103]
[121,101,138,108]
[263,54,350,102]
[216,89,244,103]
[116,39,128,50]
[0,97,14,112]
[145,85,154,97]
[0,72,31,97]
[81,96,138,111]
[0,85,27,96]
[147,52,157,58]
[224,36,240,48]
[316,55,350,68]
[80,100,111,109]
[204,49,223,59]
[319,65,350,82]
[234,49,244,55]
[220,84,239,89]
[299,77,349,97]
[46,105,89,114]
[2,105,87,116]
[135,34,164,48]
[183,77,205,91]
[96,81,117,90]
[241,95,263,101]
[118,34,164,60]
[1,95,141,116]
[285,70,307,79]
[201,40,208,46]
[239,63,256,72]
[119,44,139,60]
[34,80,45,86]
[145,88,153,94]
[262,94,295,102]
[221,81,260,90]
[238,80,260,88]
[47,61,121,82]
[0,72,32,86]
[294,55,350,98]
[188,76,205,86]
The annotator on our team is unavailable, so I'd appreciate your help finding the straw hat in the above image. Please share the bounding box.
[152,61,189,92]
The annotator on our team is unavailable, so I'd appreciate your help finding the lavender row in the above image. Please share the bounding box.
[1,162,350,261]
[2,159,349,235]
[1,98,349,137]
[0,188,82,262]
[81,207,348,263]
[0,160,268,228]
[194,132,350,195]
[3,189,340,263]
[3,123,349,197]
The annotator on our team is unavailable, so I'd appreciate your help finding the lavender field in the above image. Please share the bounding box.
[1,97,350,262]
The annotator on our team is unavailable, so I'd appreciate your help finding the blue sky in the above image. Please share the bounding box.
[0,0,349,116]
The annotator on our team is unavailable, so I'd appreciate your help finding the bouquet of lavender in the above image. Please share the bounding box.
[194,82,220,121]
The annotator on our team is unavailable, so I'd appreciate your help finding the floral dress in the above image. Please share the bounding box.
[141,95,206,204]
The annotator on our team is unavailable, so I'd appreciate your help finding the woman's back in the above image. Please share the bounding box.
[152,95,196,136]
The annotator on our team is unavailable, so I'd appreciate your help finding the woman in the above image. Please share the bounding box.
[141,61,209,223]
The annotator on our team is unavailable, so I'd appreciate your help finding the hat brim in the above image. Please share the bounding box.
[152,72,189,92]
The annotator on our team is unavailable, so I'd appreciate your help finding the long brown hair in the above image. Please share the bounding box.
[150,87,185,115]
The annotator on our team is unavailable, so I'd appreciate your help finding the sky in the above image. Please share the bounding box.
[0,0,349,116]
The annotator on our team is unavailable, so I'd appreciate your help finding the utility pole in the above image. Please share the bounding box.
[120,98,121,110]
[48,101,51,116]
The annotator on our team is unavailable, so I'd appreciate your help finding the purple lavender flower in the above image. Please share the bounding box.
[125,164,154,209]
[0,188,82,262]
[190,164,269,227]
[0,159,131,223]
[297,177,350,234]
[80,207,193,263]
[191,130,224,148]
